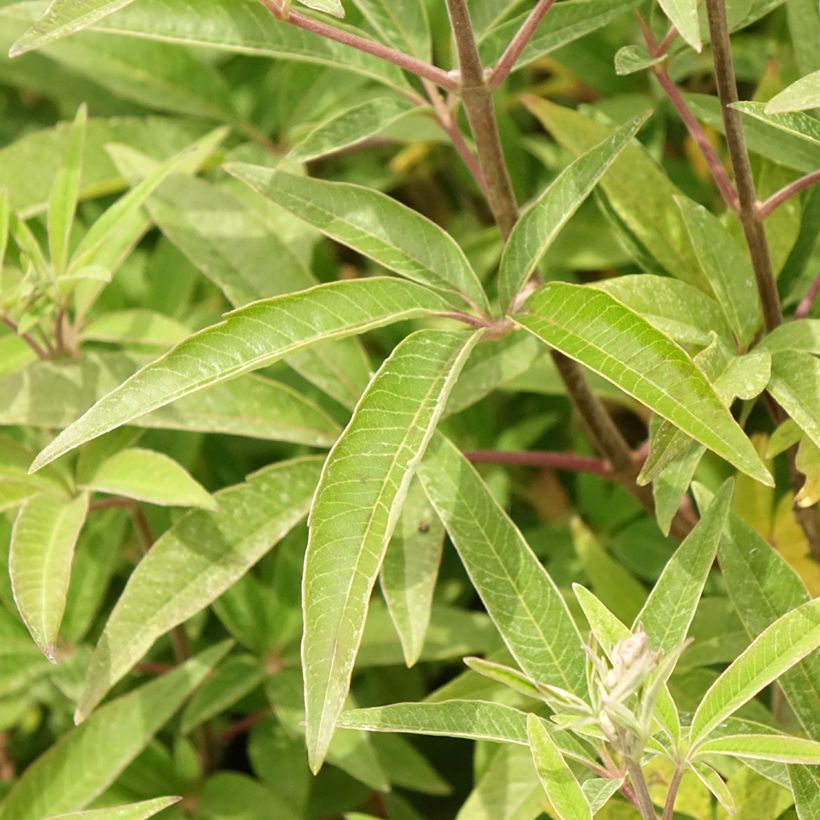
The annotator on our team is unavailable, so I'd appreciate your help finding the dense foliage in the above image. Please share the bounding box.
[0,0,818,817]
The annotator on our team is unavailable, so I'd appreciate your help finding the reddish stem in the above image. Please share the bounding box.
[421,79,488,195]
[796,273,820,320]
[213,709,272,744]
[258,0,458,91]
[757,170,820,220]
[638,18,739,212]
[1,316,49,359]
[465,449,613,476]
[488,0,556,88]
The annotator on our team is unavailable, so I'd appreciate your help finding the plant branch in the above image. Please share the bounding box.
[421,79,488,195]
[796,273,820,319]
[465,449,613,476]
[625,756,658,819]
[638,17,738,212]
[443,0,693,540]
[704,0,782,333]
[445,0,520,237]
[662,766,684,820]
[1,315,49,359]
[258,0,458,91]
[758,170,820,220]
[488,0,556,89]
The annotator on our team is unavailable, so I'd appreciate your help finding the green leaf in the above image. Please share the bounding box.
[296,0,344,18]
[614,45,666,75]
[10,492,89,660]
[106,161,372,410]
[593,275,734,345]
[0,352,341,447]
[789,764,820,820]
[660,0,701,50]
[77,0,409,92]
[689,598,820,744]
[418,434,587,696]
[526,713,592,820]
[0,642,229,820]
[75,457,321,722]
[513,283,772,484]
[290,96,418,164]
[339,700,536,745]
[653,443,703,536]
[351,0,430,59]
[758,320,820,355]
[68,141,197,273]
[767,350,820,448]
[478,0,642,69]
[226,163,489,312]
[82,309,189,347]
[695,733,820,764]
[676,198,761,346]
[766,71,820,113]
[498,112,648,308]
[699,488,820,738]
[732,102,820,148]
[523,98,705,287]
[303,329,480,772]
[31,279,451,471]
[48,104,86,276]
[9,0,136,55]
[180,654,265,733]
[685,93,820,173]
[380,478,445,667]
[634,480,732,650]
[81,448,216,510]
[0,115,211,218]
[692,762,736,815]
[46,796,182,820]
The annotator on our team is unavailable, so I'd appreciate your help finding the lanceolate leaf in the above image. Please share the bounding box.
[765,70,820,113]
[0,353,341,447]
[10,492,89,660]
[526,714,592,820]
[418,434,587,696]
[657,0,701,51]
[339,699,542,746]
[380,478,446,667]
[303,330,481,772]
[81,447,216,509]
[593,275,733,346]
[47,796,181,820]
[350,0,431,60]
[48,104,86,276]
[75,458,322,722]
[676,198,761,346]
[499,112,648,309]
[523,98,705,287]
[11,0,409,92]
[634,480,733,651]
[1,642,229,820]
[513,283,772,484]
[695,734,820,764]
[767,350,820,448]
[689,598,820,744]
[31,279,451,471]
[226,164,489,312]
[732,102,820,148]
[758,320,820,355]
[10,0,137,55]
[290,96,418,164]
[698,488,820,738]
[478,0,642,68]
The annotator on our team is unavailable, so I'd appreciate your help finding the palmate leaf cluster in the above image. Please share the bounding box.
[0,0,818,817]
